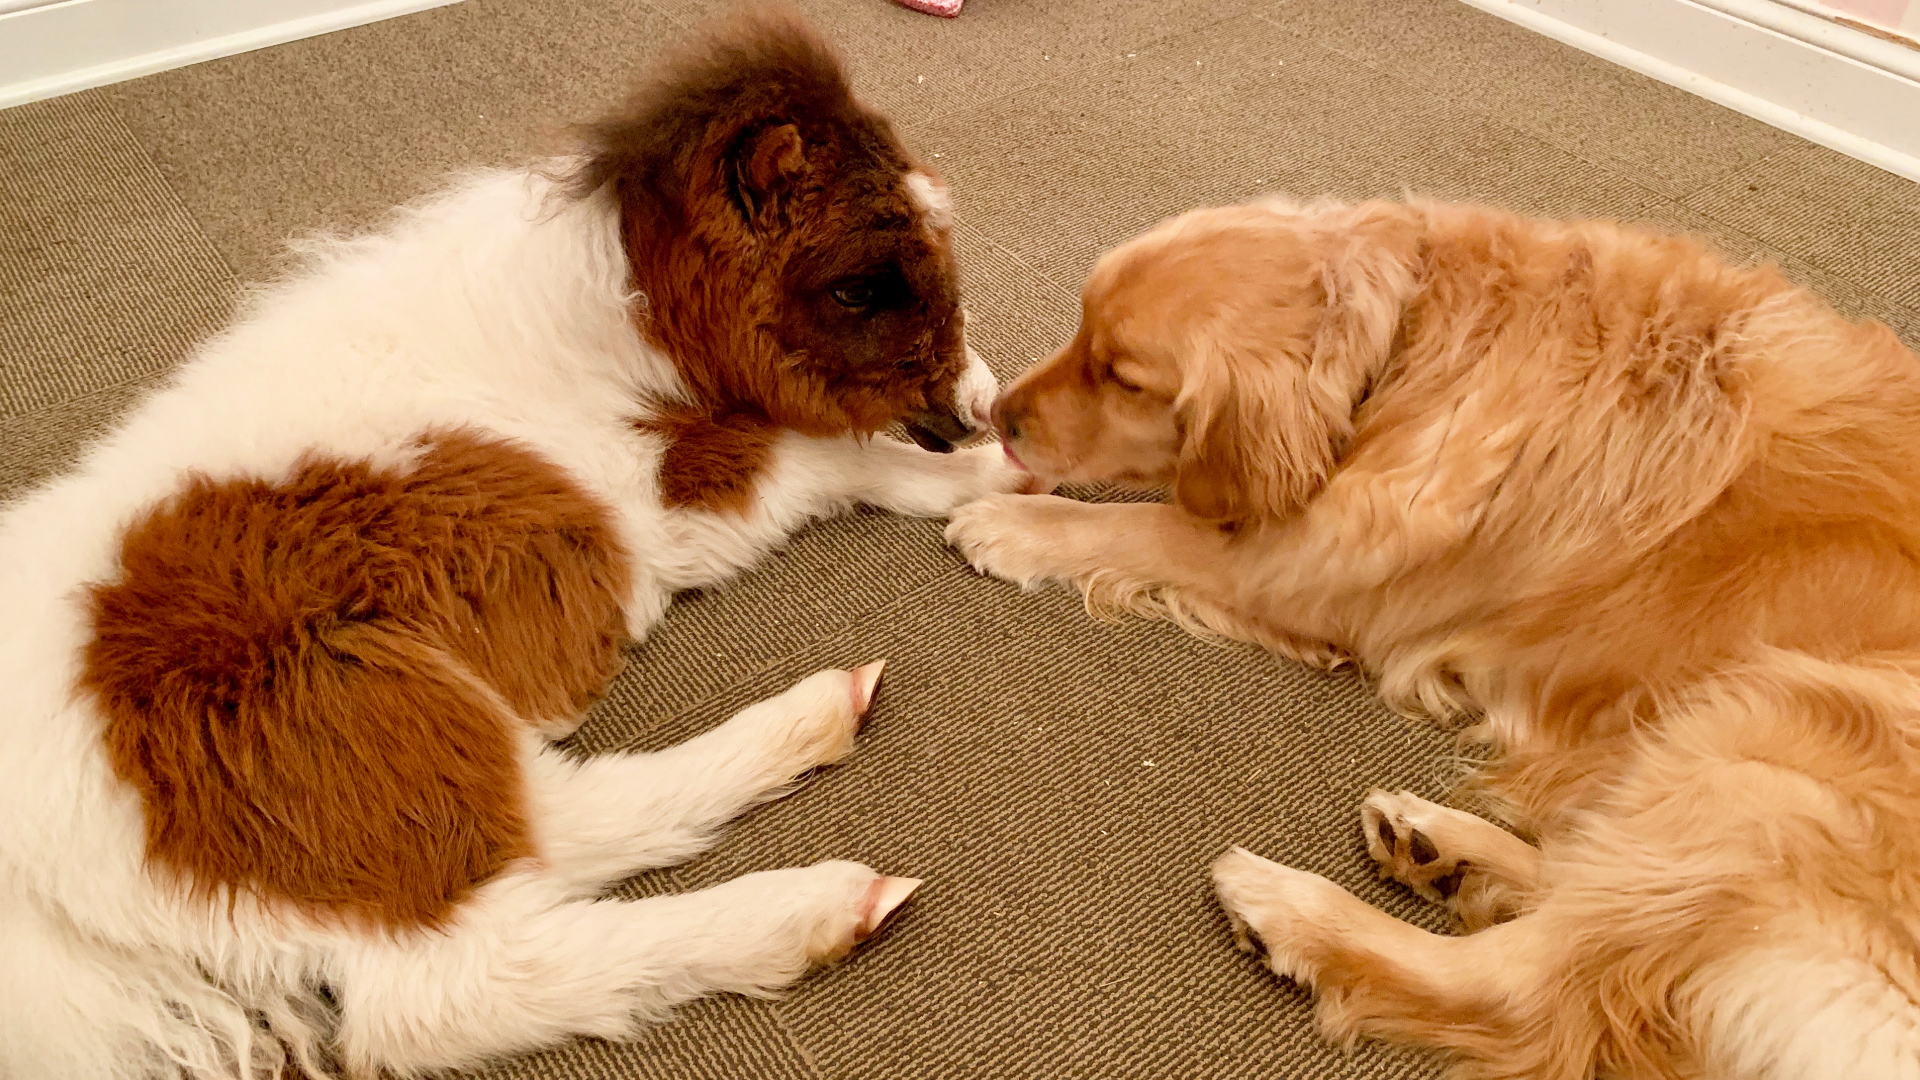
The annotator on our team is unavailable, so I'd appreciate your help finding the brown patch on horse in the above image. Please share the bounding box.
[633,404,780,514]
[81,431,631,930]
[572,4,972,510]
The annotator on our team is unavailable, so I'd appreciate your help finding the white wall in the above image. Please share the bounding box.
[1459,0,1920,182]
[2,0,1915,186]
[0,0,461,110]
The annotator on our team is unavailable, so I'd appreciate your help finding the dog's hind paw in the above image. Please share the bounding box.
[1211,847,1350,987]
[1360,790,1539,928]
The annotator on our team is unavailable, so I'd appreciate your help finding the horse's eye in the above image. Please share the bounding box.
[831,284,874,309]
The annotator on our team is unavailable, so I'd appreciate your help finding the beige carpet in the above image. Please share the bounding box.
[5,0,1919,1076]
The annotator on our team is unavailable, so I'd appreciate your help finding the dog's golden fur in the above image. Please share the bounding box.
[948,197,1920,1078]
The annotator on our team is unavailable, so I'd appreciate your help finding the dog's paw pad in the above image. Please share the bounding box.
[1361,790,1468,902]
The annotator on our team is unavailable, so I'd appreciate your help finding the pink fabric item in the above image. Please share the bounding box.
[894,0,962,16]
[1817,0,1908,29]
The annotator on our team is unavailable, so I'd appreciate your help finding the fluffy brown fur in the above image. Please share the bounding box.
[83,430,630,931]
[577,3,978,511]
[948,196,1920,1079]
[632,403,782,513]
[78,1,978,946]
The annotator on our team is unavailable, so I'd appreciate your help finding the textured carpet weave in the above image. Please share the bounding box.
[4,0,1917,1077]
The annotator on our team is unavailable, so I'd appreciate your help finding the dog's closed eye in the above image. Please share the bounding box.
[1108,365,1148,393]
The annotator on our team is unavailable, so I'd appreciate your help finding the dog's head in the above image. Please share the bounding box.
[993,199,1421,524]
[577,4,990,452]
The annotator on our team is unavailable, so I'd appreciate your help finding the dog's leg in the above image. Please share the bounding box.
[1359,790,1542,930]
[329,862,918,1076]
[1210,846,1553,1053]
[945,495,1239,593]
[528,663,885,893]
[948,437,1514,603]
[941,495,1335,649]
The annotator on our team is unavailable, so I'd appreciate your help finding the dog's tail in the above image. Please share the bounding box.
[0,893,327,1080]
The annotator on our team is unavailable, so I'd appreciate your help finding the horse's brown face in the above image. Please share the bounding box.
[583,7,992,453]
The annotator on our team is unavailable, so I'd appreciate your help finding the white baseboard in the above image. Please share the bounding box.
[1457,0,1920,183]
[0,0,462,111]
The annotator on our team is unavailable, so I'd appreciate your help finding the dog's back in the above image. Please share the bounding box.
[1335,205,1920,1077]
[1356,205,1920,749]
[1338,206,1920,1079]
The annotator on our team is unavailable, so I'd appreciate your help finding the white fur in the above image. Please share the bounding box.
[905,171,955,232]
[0,166,1023,1078]
[954,341,999,431]
[1693,945,1920,1080]
[904,168,988,433]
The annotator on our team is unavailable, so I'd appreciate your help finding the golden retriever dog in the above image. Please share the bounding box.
[943,196,1920,1079]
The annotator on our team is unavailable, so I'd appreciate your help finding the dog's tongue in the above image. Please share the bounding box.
[894,0,961,15]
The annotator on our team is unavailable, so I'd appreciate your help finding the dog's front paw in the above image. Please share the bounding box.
[943,493,1082,589]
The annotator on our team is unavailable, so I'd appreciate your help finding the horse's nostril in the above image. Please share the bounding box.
[1002,416,1022,440]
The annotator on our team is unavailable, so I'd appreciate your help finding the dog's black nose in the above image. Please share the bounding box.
[993,400,1022,441]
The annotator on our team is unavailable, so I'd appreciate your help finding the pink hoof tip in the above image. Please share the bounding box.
[849,660,887,718]
[857,876,922,941]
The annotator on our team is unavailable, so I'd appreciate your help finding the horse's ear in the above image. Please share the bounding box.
[733,123,809,226]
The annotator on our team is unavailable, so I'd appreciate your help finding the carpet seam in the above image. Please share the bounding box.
[767,1007,826,1080]
[954,218,1081,309]
[1642,194,1920,327]
[0,92,235,420]
[98,89,242,287]
[1677,148,1920,311]
[589,560,974,756]
[625,563,977,751]
[0,371,171,442]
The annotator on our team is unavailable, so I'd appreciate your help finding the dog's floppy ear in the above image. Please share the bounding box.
[733,122,810,226]
[1173,331,1341,526]
[1172,211,1415,526]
